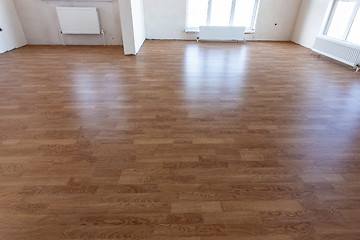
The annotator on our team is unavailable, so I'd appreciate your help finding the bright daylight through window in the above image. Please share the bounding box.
[186,0,259,32]
[325,0,360,45]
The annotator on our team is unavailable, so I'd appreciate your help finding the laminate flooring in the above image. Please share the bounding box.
[0,40,360,239]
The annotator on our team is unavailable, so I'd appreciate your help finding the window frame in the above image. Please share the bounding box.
[185,0,260,33]
[323,0,360,41]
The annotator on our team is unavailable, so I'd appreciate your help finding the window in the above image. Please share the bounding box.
[186,0,260,32]
[347,8,360,44]
[324,0,360,45]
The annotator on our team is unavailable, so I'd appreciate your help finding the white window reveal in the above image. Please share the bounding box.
[186,0,260,32]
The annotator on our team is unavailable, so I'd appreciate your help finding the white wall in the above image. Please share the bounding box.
[119,0,145,55]
[254,0,302,41]
[292,0,331,48]
[143,0,302,41]
[6,0,332,51]
[0,0,26,53]
[13,0,122,45]
[144,0,194,40]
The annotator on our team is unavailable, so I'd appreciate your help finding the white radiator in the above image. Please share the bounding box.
[56,7,101,34]
[198,26,246,42]
[312,36,360,72]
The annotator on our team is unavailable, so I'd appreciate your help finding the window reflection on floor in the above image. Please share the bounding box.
[183,43,248,95]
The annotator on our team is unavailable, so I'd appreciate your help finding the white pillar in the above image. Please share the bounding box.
[0,0,27,53]
[119,0,146,55]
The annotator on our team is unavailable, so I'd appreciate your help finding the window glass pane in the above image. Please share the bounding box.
[209,0,232,26]
[186,0,208,28]
[233,0,256,28]
[347,9,360,45]
[326,1,357,39]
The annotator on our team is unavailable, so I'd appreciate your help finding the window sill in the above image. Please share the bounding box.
[185,27,256,34]
[185,27,200,33]
[319,35,360,48]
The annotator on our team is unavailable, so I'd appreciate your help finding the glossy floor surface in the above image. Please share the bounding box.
[0,41,360,240]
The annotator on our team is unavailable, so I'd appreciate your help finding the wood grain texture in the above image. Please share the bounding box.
[0,40,360,239]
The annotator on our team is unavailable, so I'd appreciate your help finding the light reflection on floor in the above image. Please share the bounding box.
[183,43,248,95]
